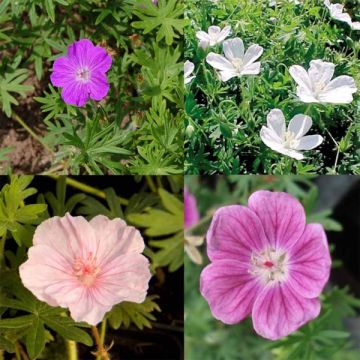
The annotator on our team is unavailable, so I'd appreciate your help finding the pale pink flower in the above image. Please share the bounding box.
[200,191,331,340]
[19,214,151,326]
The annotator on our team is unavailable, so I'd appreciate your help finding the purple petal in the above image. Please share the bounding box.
[184,187,199,229]
[200,260,261,324]
[206,205,268,262]
[61,82,89,107]
[89,71,110,101]
[67,39,95,68]
[252,282,321,340]
[287,224,331,298]
[87,46,112,73]
[248,191,306,249]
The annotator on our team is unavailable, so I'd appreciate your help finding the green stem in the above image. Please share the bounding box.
[47,176,129,205]
[12,112,54,155]
[0,233,6,270]
[145,176,157,193]
[95,320,108,360]
[92,325,109,360]
[66,340,78,360]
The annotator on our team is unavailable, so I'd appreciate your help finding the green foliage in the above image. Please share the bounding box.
[185,0,360,174]
[0,0,183,175]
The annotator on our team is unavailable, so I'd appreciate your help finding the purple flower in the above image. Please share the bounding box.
[50,39,112,107]
[200,190,331,340]
[184,187,199,229]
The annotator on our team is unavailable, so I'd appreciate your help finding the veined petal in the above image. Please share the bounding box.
[241,62,261,75]
[248,190,306,249]
[184,61,195,78]
[61,82,89,107]
[223,38,244,61]
[89,71,110,101]
[288,114,312,139]
[200,260,262,324]
[296,86,320,103]
[319,75,357,104]
[308,59,335,87]
[206,53,235,71]
[219,70,238,81]
[217,26,231,43]
[295,135,323,150]
[196,31,210,43]
[289,65,313,93]
[243,44,263,66]
[266,109,286,139]
[252,282,321,340]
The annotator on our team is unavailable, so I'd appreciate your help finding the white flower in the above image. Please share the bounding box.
[196,25,231,49]
[184,60,195,85]
[206,38,263,82]
[270,0,300,6]
[289,59,357,104]
[324,0,360,30]
[260,109,323,160]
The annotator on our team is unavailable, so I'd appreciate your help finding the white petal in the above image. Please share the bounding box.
[219,70,238,82]
[208,26,221,37]
[266,109,286,139]
[223,38,244,61]
[184,75,195,85]
[243,44,263,66]
[241,62,261,75]
[206,53,235,71]
[184,61,194,78]
[295,135,323,150]
[289,65,313,93]
[308,59,335,87]
[288,114,312,139]
[296,86,320,103]
[351,22,360,30]
[319,75,357,104]
[196,31,210,42]
[217,26,231,43]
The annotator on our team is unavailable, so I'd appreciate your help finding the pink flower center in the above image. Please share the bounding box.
[76,67,90,83]
[73,252,100,287]
[250,248,288,284]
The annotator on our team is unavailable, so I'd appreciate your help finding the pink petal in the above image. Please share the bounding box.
[96,253,151,305]
[87,46,112,73]
[200,260,261,324]
[252,282,321,340]
[50,57,76,87]
[89,215,145,264]
[206,205,268,262]
[248,191,306,249]
[33,214,98,262]
[61,82,89,107]
[287,224,331,298]
[67,38,95,68]
[88,71,110,101]
[184,187,199,229]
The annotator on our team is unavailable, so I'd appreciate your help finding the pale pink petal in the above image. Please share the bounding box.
[248,191,306,249]
[288,114,312,139]
[206,205,268,262]
[294,135,323,150]
[243,44,263,66]
[287,224,331,298]
[223,38,244,61]
[206,53,235,71]
[252,282,321,340]
[200,260,262,324]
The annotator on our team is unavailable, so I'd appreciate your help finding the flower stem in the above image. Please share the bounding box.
[47,176,129,205]
[66,340,78,360]
[145,176,157,193]
[11,111,55,155]
[92,325,110,360]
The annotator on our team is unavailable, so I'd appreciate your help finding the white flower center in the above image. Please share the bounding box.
[249,247,288,284]
[231,58,244,71]
[73,252,100,287]
[283,130,298,149]
[76,67,90,83]
[313,81,325,94]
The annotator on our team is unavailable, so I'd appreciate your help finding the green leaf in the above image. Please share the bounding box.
[26,317,46,360]
[0,315,34,329]
[44,0,55,22]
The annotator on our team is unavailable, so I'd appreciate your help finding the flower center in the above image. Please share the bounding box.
[249,247,288,284]
[313,81,325,94]
[73,252,100,287]
[232,58,244,71]
[76,67,90,82]
[283,130,298,149]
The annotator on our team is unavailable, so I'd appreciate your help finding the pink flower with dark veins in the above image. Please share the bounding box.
[200,190,331,340]
[20,214,151,326]
[50,39,112,107]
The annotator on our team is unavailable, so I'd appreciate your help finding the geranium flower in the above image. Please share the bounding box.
[50,39,112,107]
[19,214,151,326]
[184,187,203,265]
[260,109,323,160]
[289,59,357,104]
[206,38,263,82]
[184,60,196,85]
[200,190,331,340]
[324,0,360,30]
[196,25,231,49]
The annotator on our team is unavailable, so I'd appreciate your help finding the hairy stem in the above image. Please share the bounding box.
[47,176,129,205]
[92,325,110,360]
[11,112,54,155]
[66,340,78,360]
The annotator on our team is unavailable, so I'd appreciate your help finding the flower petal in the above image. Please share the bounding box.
[184,60,195,78]
[223,38,244,61]
[308,59,335,87]
[289,65,313,93]
[61,82,89,107]
[89,71,110,101]
[206,205,268,262]
[288,114,312,139]
[217,26,231,43]
[206,53,235,71]
[319,75,357,104]
[248,190,306,249]
[200,260,262,324]
[252,282,321,340]
[219,70,238,81]
[243,44,263,66]
[267,109,286,139]
[241,62,261,75]
[87,45,112,73]
[295,135,323,150]
[67,39,95,68]
[287,224,331,298]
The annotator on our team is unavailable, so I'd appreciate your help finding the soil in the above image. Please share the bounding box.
[0,69,52,174]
